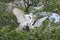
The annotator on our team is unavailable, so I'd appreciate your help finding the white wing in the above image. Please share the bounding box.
[12,8,27,23]
[34,16,48,27]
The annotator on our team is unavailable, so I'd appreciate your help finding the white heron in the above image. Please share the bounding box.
[7,2,48,31]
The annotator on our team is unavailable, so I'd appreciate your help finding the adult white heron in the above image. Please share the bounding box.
[7,2,48,31]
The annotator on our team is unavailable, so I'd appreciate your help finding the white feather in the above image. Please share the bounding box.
[30,16,48,29]
[34,16,48,27]
[13,8,27,23]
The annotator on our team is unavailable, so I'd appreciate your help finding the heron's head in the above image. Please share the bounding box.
[29,13,36,20]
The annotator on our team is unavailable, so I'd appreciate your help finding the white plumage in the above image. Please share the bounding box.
[13,8,27,23]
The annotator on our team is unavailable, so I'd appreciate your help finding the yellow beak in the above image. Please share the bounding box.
[32,16,34,19]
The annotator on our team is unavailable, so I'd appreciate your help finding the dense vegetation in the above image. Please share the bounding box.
[0,0,60,40]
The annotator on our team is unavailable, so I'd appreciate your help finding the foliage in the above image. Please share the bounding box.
[0,0,14,2]
[0,25,60,40]
[43,0,60,14]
